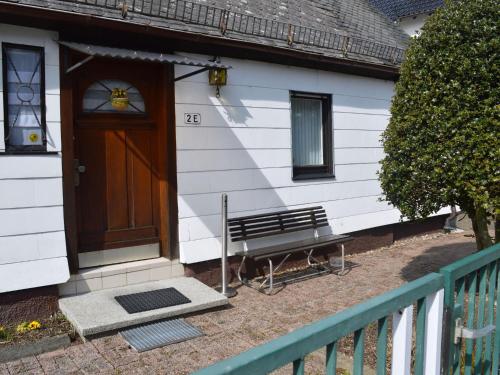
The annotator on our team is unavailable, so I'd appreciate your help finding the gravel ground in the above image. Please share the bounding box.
[0,231,477,375]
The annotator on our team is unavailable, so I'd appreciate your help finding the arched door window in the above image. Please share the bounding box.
[82,80,145,114]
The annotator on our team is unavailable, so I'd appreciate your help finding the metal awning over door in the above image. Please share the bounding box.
[59,41,231,77]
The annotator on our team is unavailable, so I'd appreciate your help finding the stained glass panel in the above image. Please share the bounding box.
[83,80,145,114]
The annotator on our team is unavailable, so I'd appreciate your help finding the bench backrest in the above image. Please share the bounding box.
[228,206,328,242]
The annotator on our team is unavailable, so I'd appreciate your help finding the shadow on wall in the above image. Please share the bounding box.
[399,240,476,282]
[176,63,393,264]
[177,86,291,259]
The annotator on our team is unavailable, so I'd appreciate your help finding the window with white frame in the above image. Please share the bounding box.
[2,43,46,152]
[290,91,333,180]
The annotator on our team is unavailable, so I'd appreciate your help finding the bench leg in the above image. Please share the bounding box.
[305,248,325,267]
[341,243,345,273]
[306,249,314,266]
[258,254,291,294]
[237,256,249,286]
[268,258,273,294]
[305,249,332,276]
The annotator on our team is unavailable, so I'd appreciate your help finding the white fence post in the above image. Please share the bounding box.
[392,305,413,375]
[424,289,444,375]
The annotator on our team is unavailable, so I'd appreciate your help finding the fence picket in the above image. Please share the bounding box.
[424,290,444,375]
[325,342,337,375]
[492,260,500,374]
[453,277,466,375]
[465,272,478,375]
[293,357,305,375]
[414,297,427,375]
[391,305,413,375]
[376,317,388,375]
[353,328,365,375]
[484,261,497,375]
[475,266,488,374]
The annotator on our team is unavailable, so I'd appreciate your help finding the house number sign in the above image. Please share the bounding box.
[184,113,201,125]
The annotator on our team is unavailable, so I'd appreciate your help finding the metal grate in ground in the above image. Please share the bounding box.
[120,318,203,352]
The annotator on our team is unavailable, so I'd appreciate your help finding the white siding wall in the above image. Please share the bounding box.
[0,24,69,292]
[175,56,421,264]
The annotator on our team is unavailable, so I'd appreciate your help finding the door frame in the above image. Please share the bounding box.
[60,46,178,272]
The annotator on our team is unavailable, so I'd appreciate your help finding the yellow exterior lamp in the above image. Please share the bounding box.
[208,67,227,98]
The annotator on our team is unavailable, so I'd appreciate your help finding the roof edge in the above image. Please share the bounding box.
[0,2,401,81]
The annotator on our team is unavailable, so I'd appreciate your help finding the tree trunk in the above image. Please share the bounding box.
[469,206,493,250]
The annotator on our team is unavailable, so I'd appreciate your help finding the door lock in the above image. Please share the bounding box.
[454,318,496,343]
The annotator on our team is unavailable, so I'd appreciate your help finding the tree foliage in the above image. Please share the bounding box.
[379,0,499,249]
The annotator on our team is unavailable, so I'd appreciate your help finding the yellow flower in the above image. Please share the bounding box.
[28,321,41,330]
[16,322,29,333]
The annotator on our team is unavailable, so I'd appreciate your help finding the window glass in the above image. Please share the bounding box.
[290,92,333,180]
[3,45,45,151]
[83,80,145,114]
[291,97,323,166]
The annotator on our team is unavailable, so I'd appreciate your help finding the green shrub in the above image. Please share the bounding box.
[379,0,500,249]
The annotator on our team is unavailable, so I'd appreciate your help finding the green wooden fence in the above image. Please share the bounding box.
[194,243,500,375]
[441,242,500,375]
[194,273,445,375]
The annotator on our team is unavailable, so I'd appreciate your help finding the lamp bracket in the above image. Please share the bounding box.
[173,67,210,82]
[66,55,95,74]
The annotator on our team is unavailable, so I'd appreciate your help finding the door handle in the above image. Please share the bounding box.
[454,318,496,343]
[73,159,86,187]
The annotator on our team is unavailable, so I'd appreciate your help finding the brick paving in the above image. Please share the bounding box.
[1,231,477,374]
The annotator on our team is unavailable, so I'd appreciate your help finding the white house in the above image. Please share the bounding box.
[0,0,450,321]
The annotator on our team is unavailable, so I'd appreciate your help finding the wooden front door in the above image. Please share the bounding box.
[74,60,163,254]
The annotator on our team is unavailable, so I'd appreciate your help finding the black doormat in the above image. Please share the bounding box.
[115,288,191,314]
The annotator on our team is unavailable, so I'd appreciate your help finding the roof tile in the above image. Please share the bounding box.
[6,0,409,66]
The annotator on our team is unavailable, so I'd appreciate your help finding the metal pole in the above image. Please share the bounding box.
[221,193,228,294]
[216,193,236,297]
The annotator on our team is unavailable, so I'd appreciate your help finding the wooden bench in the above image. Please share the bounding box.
[228,206,352,293]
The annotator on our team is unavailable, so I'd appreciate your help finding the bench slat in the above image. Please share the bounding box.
[229,215,327,233]
[228,212,326,229]
[234,234,353,259]
[228,205,331,242]
[231,222,329,242]
[227,206,324,223]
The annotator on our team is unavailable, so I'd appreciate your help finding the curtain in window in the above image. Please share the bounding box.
[291,97,323,166]
[5,47,44,147]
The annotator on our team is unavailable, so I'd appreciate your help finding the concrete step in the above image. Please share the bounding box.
[59,277,228,337]
[58,257,185,296]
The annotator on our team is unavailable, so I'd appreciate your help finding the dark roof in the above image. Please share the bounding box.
[368,0,444,21]
[3,0,409,67]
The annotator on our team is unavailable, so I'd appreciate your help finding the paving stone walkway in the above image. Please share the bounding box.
[1,231,477,375]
